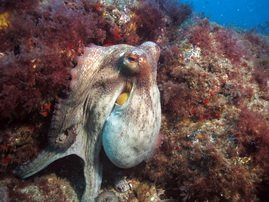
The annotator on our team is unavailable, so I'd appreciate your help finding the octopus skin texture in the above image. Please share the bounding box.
[13,41,161,201]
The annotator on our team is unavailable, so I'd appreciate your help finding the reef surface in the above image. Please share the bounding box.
[0,0,269,201]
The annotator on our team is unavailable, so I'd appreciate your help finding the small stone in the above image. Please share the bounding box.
[114,176,130,193]
[97,191,119,202]
[0,184,9,202]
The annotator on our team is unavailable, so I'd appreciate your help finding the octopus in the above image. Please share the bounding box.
[13,41,161,201]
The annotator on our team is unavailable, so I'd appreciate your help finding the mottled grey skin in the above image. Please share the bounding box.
[14,42,161,202]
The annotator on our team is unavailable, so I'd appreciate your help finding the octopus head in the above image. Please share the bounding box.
[102,41,161,168]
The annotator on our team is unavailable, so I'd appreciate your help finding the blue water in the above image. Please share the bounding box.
[181,0,269,33]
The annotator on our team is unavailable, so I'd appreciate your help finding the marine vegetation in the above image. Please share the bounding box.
[1,0,269,201]
[145,19,269,201]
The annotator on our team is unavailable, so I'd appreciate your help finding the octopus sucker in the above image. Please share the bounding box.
[14,41,161,202]
[54,126,77,149]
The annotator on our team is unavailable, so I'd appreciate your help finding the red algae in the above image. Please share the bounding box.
[1,0,269,201]
[144,14,269,201]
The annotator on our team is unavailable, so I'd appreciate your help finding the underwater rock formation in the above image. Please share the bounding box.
[1,0,269,201]
[144,20,269,201]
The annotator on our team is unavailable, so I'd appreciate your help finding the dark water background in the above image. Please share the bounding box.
[182,0,269,33]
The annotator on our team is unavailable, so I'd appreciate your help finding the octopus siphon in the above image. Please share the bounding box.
[14,41,161,202]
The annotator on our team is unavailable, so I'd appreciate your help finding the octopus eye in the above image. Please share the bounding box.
[122,53,140,74]
[127,55,138,63]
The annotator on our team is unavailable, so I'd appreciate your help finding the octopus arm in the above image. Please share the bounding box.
[14,125,87,179]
